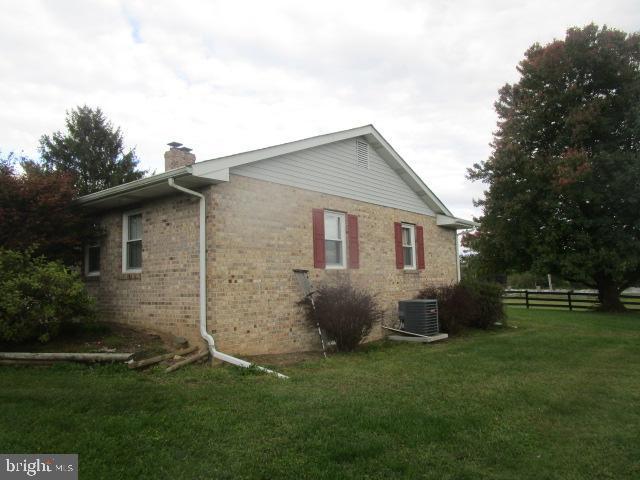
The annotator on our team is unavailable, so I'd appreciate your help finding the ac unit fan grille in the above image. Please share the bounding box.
[398,300,440,336]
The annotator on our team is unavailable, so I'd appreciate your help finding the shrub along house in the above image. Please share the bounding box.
[78,125,476,355]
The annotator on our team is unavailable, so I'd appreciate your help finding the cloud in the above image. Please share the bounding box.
[1,0,638,220]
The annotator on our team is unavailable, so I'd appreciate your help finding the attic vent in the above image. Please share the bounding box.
[355,139,369,169]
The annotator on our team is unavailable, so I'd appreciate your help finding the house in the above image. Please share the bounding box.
[78,125,476,355]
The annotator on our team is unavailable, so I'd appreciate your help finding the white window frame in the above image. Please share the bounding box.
[84,243,100,277]
[122,210,143,273]
[401,223,416,270]
[324,210,347,269]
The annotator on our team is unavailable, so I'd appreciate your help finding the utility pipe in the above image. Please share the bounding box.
[168,178,288,379]
[456,228,475,283]
[455,231,461,282]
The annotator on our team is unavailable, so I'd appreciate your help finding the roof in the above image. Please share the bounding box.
[77,124,476,227]
[190,124,453,216]
[75,166,222,211]
[436,215,479,230]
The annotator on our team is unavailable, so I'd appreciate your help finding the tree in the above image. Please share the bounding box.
[39,105,146,195]
[468,24,640,311]
[0,152,94,265]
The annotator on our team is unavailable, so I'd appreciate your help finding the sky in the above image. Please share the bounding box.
[1,1,638,220]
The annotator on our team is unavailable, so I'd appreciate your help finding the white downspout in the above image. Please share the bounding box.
[455,231,462,282]
[168,178,287,379]
[456,227,477,283]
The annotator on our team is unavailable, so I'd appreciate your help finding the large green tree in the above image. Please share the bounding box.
[468,24,640,311]
[39,106,146,195]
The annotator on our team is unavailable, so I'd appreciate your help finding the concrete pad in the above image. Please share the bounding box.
[388,333,448,343]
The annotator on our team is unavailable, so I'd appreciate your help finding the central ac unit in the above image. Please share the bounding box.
[398,299,440,336]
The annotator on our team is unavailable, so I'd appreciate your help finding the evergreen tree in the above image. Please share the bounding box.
[39,105,146,195]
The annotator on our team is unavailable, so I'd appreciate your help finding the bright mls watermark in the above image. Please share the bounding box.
[0,455,77,479]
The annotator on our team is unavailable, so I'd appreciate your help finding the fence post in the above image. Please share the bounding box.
[525,290,529,309]
[568,291,573,311]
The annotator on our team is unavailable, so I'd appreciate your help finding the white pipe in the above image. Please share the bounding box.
[168,178,287,379]
[456,228,477,283]
[455,232,461,283]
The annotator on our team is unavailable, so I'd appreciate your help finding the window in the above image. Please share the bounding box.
[85,244,100,276]
[401,223,416,269]
[324,211,346,268]
[123,211,142,272]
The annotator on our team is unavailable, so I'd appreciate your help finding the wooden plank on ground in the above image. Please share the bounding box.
[165,350,209,373]
[129,346,197,369]
[0,359,54,366]
[0,352,133,362]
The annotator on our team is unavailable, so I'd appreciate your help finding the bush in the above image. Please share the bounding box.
[464,280,505,329]
[416,283,474,334]
[0,249,96,343]
[299,280,384,352]
[417,281,504,334]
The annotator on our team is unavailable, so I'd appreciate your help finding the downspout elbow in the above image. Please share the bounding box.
[167,178,288,379]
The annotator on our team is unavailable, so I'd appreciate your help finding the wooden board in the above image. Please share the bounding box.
[0,352,133,362]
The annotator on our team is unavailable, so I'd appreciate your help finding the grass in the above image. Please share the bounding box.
[1,308,639,479]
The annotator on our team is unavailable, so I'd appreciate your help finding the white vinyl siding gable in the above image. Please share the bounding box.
[231,138,435,216]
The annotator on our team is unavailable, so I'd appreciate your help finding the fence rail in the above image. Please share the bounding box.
[502,289,640,311]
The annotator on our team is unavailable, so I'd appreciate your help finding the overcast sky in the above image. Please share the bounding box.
[1,1,638,220]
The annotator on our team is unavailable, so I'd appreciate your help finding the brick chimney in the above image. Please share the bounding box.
[164,142,196,171]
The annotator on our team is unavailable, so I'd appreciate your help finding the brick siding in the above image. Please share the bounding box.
[86,174,457,354]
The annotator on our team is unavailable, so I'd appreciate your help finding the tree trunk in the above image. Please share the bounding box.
[595,276,625,312]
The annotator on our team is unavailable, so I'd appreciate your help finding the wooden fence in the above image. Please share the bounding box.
[502,289,640,311]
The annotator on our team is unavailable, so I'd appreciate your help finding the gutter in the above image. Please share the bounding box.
[167,178,287,379]
[77,167,193,205]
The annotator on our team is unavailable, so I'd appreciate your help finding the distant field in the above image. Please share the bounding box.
[503,290,640,311]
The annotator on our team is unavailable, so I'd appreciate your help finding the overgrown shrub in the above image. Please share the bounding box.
[299,280,384,352]
[416,283,474,334]
[416,281,504,334]
[464,280,505,329]
[0,249,96,343]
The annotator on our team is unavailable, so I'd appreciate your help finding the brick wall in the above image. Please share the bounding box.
[85,193,203,345]
[86,174,457,355]
[206,174,457,355]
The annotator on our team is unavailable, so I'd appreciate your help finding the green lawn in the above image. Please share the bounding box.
[1,309,639,479]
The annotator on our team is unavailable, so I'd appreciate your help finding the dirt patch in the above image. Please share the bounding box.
[245,350,325,367]
[0,322,173,360]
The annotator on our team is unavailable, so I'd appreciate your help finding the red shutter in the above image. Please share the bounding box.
[394,222,403,269]
[416,225,425,269]
[312,209,325,268]
[347,214,359,269]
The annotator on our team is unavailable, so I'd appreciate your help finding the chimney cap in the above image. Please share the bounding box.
[178,146,193,153]
[167,141,183,148]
